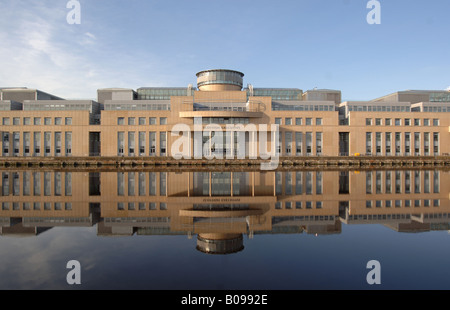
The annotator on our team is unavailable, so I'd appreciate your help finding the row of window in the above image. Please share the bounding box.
[2,117,72,126]
[276,171,323,195]
[365,132,440,156]
[275,117,323,126]
[2,132,72,157]
[118,117,167,126]
[1,202,73,211]
[117,132,167,157]
[347,105,411,112]
[366,199,440,208]
[1,172,72,196]
[366,118,440,126]
[117,172,166,196]
[272,104,334,111]
[275,201,323,210]
[117,202,167,211]
[365,170,440,195]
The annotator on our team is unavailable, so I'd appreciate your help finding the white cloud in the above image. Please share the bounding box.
[0,1,191,99]
[446,86,450,91]
[85,32,96,40]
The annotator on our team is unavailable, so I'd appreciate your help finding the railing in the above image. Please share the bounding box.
[183,100,266,113]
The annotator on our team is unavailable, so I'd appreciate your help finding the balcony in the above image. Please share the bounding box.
[179,100,265,119]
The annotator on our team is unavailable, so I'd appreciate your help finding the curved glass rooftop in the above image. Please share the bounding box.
[196,69,244,90]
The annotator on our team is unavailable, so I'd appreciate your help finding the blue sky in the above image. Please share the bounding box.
[0,0,449,101]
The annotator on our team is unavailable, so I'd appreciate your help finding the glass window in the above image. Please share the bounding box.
[295,118,302,125]
[2,118,10,125]
[149,117,156,125]
[375,118,382,126]
[13,117,20,125]
[285,118,292,125]
[414,119,420,126]
[117,117,125,125]
[306,118,312,126]
[385,118,391,126]
[44,117,51,125]
[65,117,72,125]
[139,117,146,125]
[34,117,41,125]
[160,117,167,125]
[316,118,322,126]
[275,118,282,125]
[366,118,372,126]
[404,119,410,126]
[24,117,31,125]
[128,117,135,125]
[433,119,439,126]
[395,118,401,126]
[55,117,62,125]
[423,119,430,126]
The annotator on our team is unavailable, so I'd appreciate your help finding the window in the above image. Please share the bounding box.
[376,133,382,155]
[275,118,282,125]
[44,117,51,125]
[306,118,312,126]
[433,133,439,155]
[149,117,156,125]
[2,118,10,125]
[404,132,411,155]
[385,118,391,126]
[285,118,292,125]
[117,117,125,125]
[160,117,167,125]
[55,117,62,125]
[128,117,135,125]
[366,118,372,126]
[295,118,302,125]
[375,118,382,126]
[366,132,372,155]
[423,119,430,126]
[385,132,391,155]
[395,118,401,126]
[404,119,410,126]
[316,118,322,126]
[139,117,146,125]
[65,117,72,125]
[24,117,31,125]
[13,118,20,125]
[414,119,420,126]
[316,132,322,156]
[433,119,439,126]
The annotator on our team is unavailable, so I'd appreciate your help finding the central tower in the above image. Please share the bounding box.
[196,69,244,91]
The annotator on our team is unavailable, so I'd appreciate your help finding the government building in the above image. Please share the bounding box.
[0,69,449,159]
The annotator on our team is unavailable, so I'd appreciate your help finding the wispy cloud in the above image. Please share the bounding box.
[0,1,168,99]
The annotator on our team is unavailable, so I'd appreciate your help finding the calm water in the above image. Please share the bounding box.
[0,168,449,290]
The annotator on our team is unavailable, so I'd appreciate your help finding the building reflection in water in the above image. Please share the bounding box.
[0,169,448,254]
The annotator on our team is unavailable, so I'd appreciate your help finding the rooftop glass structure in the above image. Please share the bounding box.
[250,88,303,101]
[430,92,450,102]
[272,101,335,111]
[22,100,100,114]
[196,69,244,91]
[103,100,170,111]
[137,88,194,100]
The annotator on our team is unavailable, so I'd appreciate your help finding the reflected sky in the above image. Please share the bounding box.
[0,169,449,290]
